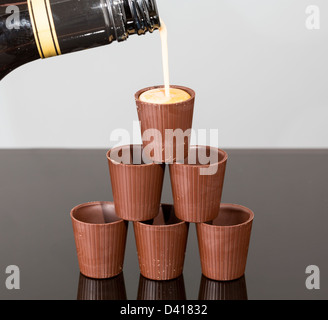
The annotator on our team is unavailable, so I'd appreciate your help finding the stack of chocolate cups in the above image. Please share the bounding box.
[70,85,254,286]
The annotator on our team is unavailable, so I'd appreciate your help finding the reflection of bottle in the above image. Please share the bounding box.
[137,274,186,300]
[198,275,248,300]
[77,272,127,300]
[0,0,160,80]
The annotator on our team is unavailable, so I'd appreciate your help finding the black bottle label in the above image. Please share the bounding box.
[27,0,61,59]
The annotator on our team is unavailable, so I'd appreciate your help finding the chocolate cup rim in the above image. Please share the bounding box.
[134,204,187,229]
[169,145,228,167]
[199,203,254,229]
[135,85,196,106]
[107,144,158,167]
[70,201,124,227]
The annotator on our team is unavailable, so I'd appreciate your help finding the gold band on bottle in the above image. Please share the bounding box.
[27,0,61,58]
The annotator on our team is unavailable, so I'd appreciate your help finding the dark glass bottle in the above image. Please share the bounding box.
[0,0,160,80]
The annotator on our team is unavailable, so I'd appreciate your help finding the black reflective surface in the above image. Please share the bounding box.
[0,149,327,300]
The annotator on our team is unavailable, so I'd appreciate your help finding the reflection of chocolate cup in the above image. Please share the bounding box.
[137,274,186,300]
[107,144,165,221]
[196,203,254,281]
[133,204,189,280]
[135,85,195,163]
[198,275,248,300]
[169,146,228,223]
[71,201,128,279]
[77,272,127,300]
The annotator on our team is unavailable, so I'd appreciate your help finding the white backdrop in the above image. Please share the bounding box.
[0,0,327,148]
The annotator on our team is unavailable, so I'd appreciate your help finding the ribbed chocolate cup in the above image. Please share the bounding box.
[169,146,228,223]
[77,272,127,300]
[135,85,195,163]
[107,144,165,221]
[70,201,128,279]
[133,204,189,280]
[198,275,248,300]
[196,203,254,281]
[137,274,186,300]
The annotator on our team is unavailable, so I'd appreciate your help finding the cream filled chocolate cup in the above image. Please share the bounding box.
[135,85,195,163]
[70,201,128,279]
[196,203,254,281]
[133,204,189,281]
[107,144,165,221]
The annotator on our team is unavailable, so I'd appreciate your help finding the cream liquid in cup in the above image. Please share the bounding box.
[139,87,191,104]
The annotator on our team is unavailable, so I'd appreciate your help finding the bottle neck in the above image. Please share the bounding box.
[0,0,160,80]
[115,0,161,39]
[30,0,160,58]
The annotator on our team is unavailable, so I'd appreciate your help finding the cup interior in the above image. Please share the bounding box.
[208,205,252,227]
[142,204,182,226]
[178,146,227,166]
[108,144,152,165]
[71,202,121,224]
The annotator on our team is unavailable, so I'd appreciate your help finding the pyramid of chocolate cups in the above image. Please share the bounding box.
[70,85,254,283]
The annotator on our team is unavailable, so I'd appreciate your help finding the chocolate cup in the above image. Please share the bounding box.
[198,275,248,300]
[169,146,228,223]
[70,201,128,279]
[135,85,195,163]
[133,204,189,280]
[196,203,254,281]
[77,272,127,300]
[107,144,165,221]
[137,274,186,300]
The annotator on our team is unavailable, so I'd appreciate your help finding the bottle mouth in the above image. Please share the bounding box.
[106,0,161,42]
[128,0,161,34]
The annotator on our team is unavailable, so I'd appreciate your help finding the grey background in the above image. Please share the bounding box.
[0,0,327,148]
